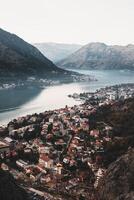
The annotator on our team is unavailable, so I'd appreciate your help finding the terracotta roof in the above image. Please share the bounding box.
[40,154,52,162]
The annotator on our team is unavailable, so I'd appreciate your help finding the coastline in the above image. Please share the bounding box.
[1,82,134,127]
[1,69,134,126]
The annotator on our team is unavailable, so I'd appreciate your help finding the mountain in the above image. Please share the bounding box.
[0,169,29,200]
[0,28,67,80]
[57,42,134,70]
[34,42,82,62]
[98,148,134,200]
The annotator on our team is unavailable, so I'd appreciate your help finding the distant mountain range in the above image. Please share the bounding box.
[57,42,134,70]
[0,28,67,80]
[34,42,82,62]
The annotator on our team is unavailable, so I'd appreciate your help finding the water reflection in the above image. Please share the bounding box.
[0,69,134,125]
[0,88,42,112]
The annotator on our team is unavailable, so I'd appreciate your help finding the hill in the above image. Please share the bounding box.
[57,42,134,70]
[34,42,82,62]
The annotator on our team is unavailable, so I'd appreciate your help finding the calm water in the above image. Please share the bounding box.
[0,69,134,125]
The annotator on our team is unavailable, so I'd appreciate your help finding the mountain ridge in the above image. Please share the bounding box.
[0,28,66,79]
[57,42,134,70]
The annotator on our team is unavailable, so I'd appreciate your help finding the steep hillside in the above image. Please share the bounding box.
[93,97,134,137]
[34,42,82,62]
[58,42,134,70]
[88,97,134,165]
[98,148,134,200]
[0,169,29,200]
[94,98,134,199]
[0,28,66,79]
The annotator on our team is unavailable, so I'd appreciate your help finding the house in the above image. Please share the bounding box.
[49,114,56,123]
[16,159,28,170]
[53,163,63,175]
[90,129,100,138]
[40,175,51,184]
[4,137,16,149]
[4,137,14,144]
[55,139,66,146]
[39,154,54,169]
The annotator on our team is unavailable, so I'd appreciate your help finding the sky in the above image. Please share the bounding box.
[0,0,134,45]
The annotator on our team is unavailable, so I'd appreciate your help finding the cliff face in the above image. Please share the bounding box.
[57,42,134,70]
[98,148,134,200]
[0,169,29,200]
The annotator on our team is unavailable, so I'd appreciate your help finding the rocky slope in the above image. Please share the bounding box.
[0,169,29,200]
[34,42,82,62]
[98,148,134,200]
[0,28,67,80]
[57,42,134,70]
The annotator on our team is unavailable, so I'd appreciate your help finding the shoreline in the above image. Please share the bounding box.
[1,82,134,127]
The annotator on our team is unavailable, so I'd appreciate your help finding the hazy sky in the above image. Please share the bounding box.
[0,0,134,45]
